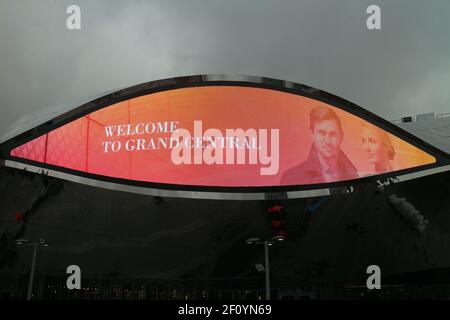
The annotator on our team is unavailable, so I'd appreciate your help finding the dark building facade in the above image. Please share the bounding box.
[1,75,450,299]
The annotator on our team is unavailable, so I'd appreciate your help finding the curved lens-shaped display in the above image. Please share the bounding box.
[10,86,435,187]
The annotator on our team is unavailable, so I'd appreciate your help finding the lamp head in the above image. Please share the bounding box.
[272,235,286,242]
[246,237,260,245]
[15,239,28,245]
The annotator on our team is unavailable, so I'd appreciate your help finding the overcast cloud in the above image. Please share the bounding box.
[0,0,449,137]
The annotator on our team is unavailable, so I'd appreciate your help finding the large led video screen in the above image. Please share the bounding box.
[10,86,436,187]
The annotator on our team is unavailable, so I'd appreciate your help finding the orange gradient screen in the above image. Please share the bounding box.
[10,86,436,186]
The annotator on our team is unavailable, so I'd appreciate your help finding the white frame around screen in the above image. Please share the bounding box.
[2,160,449,200]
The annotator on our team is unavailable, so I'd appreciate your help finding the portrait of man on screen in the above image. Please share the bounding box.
[281,106,358,185]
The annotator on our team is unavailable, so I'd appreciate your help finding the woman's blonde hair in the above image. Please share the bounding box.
[361,123,395,160]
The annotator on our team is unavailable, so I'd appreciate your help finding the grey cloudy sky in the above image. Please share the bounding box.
[0,0,449,137]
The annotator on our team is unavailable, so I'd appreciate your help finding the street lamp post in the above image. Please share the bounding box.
[15,239,50,300]
[246,236,285,300]
[27,241,38,300]
[264,241,270,300]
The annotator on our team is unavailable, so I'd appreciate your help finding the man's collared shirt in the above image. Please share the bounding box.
[317,152,338,182]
